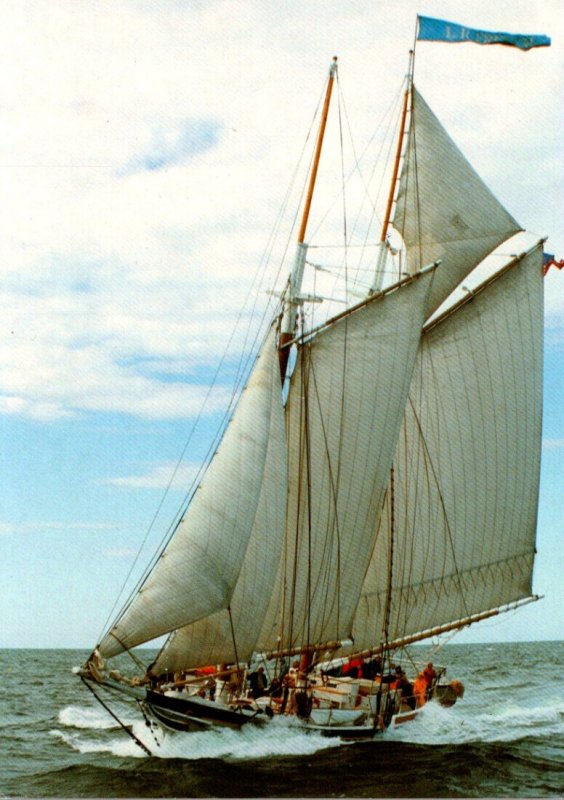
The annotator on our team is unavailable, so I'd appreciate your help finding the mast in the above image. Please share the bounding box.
[371,51,414,293]
[278,56,338,382]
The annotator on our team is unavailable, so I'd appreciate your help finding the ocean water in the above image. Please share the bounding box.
[1,642,563,798]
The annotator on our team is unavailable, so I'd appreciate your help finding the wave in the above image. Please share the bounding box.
[58,704,136,731]
[54,715,343,761]
[50,728,147,759]
[55,697,564,762]
[388,698,564,746]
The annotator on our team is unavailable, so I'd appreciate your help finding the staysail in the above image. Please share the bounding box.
[351,243,544,650]
[152,357,288,673]
[393,87,521,318]
[98,327,286,659]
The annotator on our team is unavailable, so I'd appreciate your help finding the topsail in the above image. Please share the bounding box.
[393,88,521,318]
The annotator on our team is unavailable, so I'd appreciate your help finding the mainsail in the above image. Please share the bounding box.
[99,327,286,659]
[393,87,521,318]
[351,243,544,651]
[256,269,434,653]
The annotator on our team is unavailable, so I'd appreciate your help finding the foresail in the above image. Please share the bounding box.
[393,87,521,318]
[256,270,434,654]
[98,327,284,659]
[152,359,287,673]
[352,243,544,650]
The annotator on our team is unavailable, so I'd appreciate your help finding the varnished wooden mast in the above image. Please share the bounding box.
[297,56,338,245]
[379,82,410,244]
[372,51,414,291]
[279,57,338,381]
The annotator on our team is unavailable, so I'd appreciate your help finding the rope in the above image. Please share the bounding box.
[80,676,152,757]
[136,700,161,749]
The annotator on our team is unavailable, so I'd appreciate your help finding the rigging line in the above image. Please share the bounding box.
[400,380,436,637]
[304,325,313,652]
[405,390,471,618]
[303,84,347,642]
[227,605,241,671]
[287,339,309,651]
[99,325,269,641]
[118,73,344,622]
[232,65,343,391]
[110,633,146,672]
[80,677,152,757]
[311,77,403,246]
[342,80,404,249]
[301,352,343,641]
[382,465,395,647]
[231,84,334,391]
[336,75,349,307]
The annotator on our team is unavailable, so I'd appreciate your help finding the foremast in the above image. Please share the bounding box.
[278,56,338,382]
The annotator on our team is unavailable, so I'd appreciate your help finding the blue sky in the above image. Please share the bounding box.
[0,0,562,649]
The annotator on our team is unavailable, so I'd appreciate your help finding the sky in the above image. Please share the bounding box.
[0,0,562,650]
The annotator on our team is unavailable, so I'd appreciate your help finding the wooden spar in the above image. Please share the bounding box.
[279,259,438,351]
[297,56,338,245]
[279,57,338,381]
[168,665,244,689]
[260,596,541,665]
[379,82,410,244]
[263,638,348,662]
[372,51,413,292]
[342,596,542,664]
[379,50,414,244]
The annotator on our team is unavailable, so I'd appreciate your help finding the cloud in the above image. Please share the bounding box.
[103,461,200,490]
[0,0,561,426]
[117,117,222,176]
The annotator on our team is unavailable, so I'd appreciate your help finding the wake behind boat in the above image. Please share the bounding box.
[78,16,551,752]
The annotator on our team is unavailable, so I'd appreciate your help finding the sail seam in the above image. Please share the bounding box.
[360,550,534,599]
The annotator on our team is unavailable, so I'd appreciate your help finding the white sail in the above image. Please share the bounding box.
[351,243,544,650]
[152,356,288,673]
[393,87,521,318]
[256,270,434,653]
[98,328,284,659]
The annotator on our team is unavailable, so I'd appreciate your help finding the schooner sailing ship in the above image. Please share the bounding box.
[79,18,549,749]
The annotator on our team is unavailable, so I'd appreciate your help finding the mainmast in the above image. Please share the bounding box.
[371,51,414,293]
[278,56,338,382]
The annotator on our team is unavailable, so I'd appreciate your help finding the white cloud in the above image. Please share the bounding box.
[0,0,561,423]
[117,117,222,177]
[103,461,200,490]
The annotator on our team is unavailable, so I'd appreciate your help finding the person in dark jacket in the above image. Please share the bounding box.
[248,666,268,699]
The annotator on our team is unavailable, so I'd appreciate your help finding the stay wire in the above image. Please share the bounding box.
[80,676,152,757]
[99,71,333,647]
